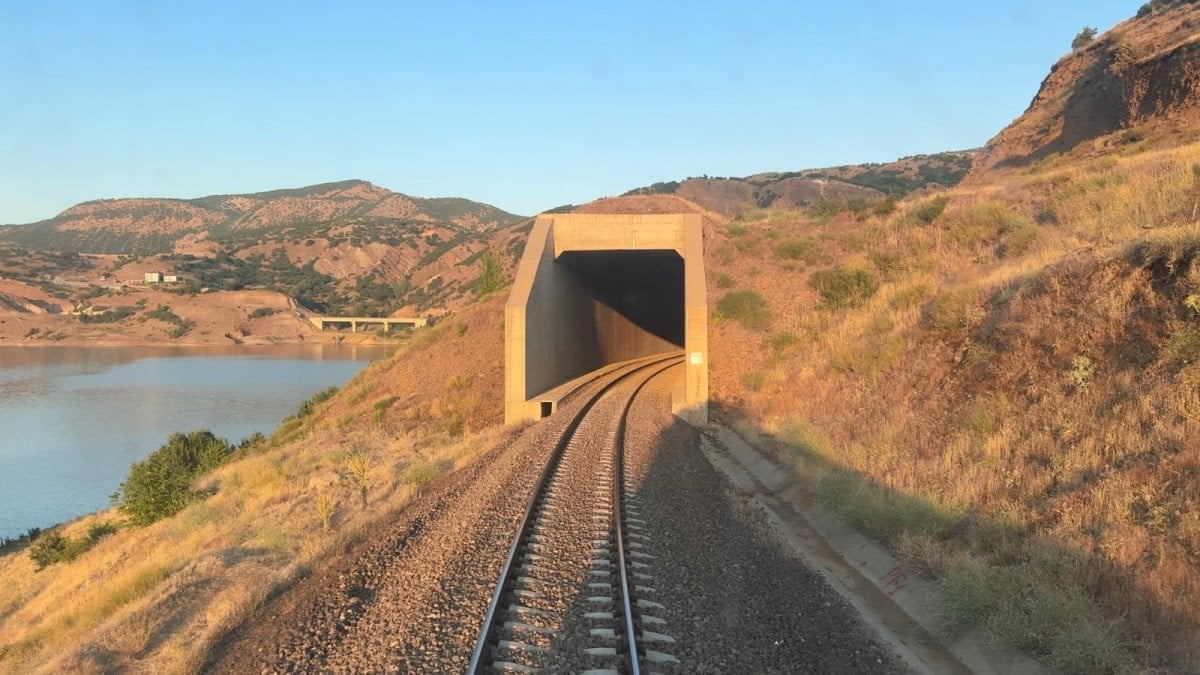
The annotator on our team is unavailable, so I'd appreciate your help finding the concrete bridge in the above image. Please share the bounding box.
[308,315,428,332]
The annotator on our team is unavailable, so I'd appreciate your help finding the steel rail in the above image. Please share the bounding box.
[466,354,682,674]
[611,359,682,675]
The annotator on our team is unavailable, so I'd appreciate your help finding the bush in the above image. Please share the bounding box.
[766,330,800,352]
[741,371,765,392]
[0,526,42,553]
[717,290,771,330]
[112,431,235,526]
[79,306,137,323]
[28,522,118,570]
[910,196,949,225]
[926,287,981,331]
[296,386,338,418]
[773,237,820,264]
[1072,26,1097,50]
[143,304,194,338]
[403,460,442,487]
[808,266,880,310]
[249,307,278,319]
[475,250,505,296]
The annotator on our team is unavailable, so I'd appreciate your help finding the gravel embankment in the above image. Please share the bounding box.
[621,369,906,674]
[209,364,648,674]
[212,357,905,673]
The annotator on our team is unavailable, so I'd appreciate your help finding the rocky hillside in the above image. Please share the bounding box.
[0,181,528,325]
[972,0,1200,176]
[0,180,520,255]
[621,151,976,217]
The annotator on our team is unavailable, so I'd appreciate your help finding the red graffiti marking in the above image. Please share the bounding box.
[881,565,908,597]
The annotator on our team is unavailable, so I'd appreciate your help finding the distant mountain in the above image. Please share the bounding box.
[0,180,522,256]
[621,151,977,217]
[0,180,528,317]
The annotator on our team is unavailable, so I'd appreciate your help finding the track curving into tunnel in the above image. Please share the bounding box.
[208,354,903,674]
[469,355,682,674]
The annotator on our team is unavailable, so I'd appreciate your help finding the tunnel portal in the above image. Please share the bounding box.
[505,213,708,425]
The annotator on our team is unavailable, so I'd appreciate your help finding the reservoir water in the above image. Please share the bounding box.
[0,344,386,540]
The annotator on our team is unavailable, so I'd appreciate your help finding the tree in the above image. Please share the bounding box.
[1072,26,1098,50]
[475,250,505,297]
[112,431,234,526]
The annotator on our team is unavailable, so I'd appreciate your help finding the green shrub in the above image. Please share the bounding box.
[926,287,981,331]
[867,250,907,280]
[714,272,734,289]
[372,396,397,422]
[872,196,899,217]
[28,530,72,570]
[111,431,235,526]
[249,307,278,319]
[79,306,137,323]
[944,201,1036,251]
[143,304,193,338]
[773,237,820,264]
[28,522,118,570]
[808,266,880,310]
[297,386,338,418]
[716,290,771,330]
[403,460,442,487]
[999,220,1040,257]
[475,250,505,296]
[1072,26,1097,50]
[1161,323,1200,365]
[725,222,749,237]
[741,371,765,392]
[889,284,929,309]
[910,196,950,225]
[766,330,800,352]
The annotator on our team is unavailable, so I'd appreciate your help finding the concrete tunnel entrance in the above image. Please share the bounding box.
[505,213,708,425]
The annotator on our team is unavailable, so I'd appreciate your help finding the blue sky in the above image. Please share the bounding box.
[1,1,1137,222]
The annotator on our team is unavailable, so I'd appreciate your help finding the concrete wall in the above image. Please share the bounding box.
[505,213,708,425]
[518,223,600,399]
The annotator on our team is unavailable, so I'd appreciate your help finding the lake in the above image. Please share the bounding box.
[0,344,388,540]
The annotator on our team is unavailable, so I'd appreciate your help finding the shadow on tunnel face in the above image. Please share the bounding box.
[557,250,685,348]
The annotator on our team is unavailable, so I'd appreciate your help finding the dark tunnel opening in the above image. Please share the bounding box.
[557,249,685,349]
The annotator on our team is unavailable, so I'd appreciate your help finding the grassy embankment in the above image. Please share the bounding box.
[0,297,510,673]
[707,141,1200,672]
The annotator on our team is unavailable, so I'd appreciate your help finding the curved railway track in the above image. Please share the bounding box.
[468,354,683,674]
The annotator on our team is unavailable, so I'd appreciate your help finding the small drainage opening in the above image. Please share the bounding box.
[539,401,554,418]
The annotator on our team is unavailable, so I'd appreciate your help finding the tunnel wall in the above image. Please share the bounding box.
[505,213,708,425]
[592,298,679,365]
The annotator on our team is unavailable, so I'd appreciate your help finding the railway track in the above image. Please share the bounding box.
[468,355,683,674]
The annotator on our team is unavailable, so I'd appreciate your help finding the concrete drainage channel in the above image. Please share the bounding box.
[469,356,683,673]
[699,426,1045,675]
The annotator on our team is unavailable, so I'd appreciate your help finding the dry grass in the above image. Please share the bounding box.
[709,142,1200,672]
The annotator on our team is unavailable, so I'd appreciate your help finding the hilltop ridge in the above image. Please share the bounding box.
[972,0,1200,178]
[620,151,977,217]
[0,179,523,256]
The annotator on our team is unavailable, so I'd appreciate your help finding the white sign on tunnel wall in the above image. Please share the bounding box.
[690,352,703,365]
